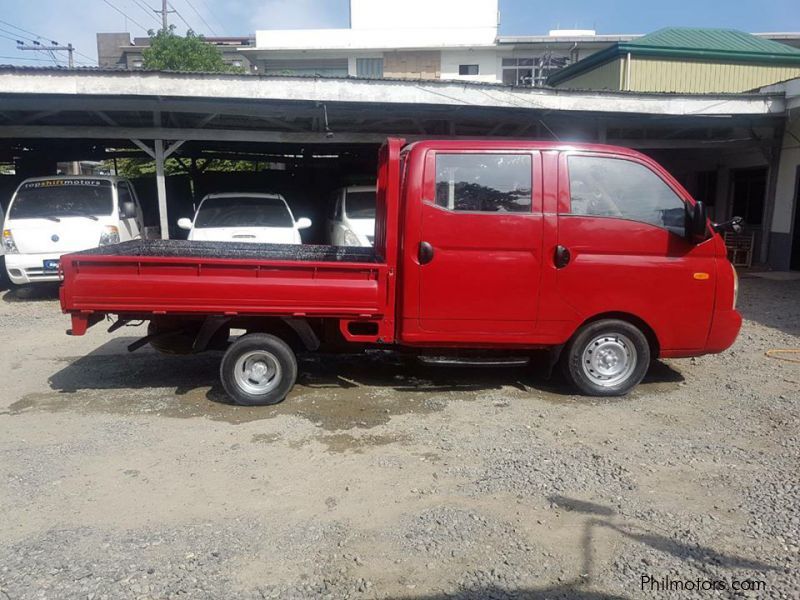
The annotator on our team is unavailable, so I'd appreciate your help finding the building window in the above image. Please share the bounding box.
[263,58,348,77]
[131,60,143,69]
[435,154,532,213]
[502,55,570,87]
[356,58,384,79]
[458,64,479,76]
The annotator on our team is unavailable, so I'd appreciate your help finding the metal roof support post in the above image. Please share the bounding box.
[154,139,169,240]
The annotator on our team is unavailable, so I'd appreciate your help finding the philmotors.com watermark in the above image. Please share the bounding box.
[641,574,767,593]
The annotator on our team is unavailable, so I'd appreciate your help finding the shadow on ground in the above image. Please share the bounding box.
[2,282,61,302]
[5,337,684,426]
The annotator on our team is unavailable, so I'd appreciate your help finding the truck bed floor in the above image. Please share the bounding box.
[73,239,382,263]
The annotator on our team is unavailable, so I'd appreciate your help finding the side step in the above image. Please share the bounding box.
[417,355,530,367]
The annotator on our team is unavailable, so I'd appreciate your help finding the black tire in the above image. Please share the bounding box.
[147,321,229,355]
[561,319,650,397]
[220,333,297,406]
[147,322,196,355]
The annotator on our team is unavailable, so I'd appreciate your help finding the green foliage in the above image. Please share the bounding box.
[107,157,261,179]
[142,27,243,73]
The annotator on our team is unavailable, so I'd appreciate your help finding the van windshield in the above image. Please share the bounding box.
[9,179,114,219]
[194,196,294,228]
[345,191,376,219]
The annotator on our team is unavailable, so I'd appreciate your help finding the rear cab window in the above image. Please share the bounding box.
[434,154,532,213]
[9,179,114,220]
[566,155,686,236]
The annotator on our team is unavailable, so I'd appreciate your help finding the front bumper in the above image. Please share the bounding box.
[5,253,63,284]
[705,309,743,354]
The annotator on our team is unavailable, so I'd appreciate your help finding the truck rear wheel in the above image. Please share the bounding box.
[561,319,650,397]
[220,333,297,406]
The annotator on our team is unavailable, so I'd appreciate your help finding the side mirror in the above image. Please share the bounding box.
[686,201,708,243]
[295,217,312,230]
[177,217,193,231]
[120,201,136,219]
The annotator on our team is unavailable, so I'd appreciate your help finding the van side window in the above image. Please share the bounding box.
[117,182,132,207]
[568,156,686,236]
[435,154,532,213]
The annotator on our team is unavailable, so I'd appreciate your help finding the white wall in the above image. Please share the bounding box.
[255,0,499,50]
[440,49,500,82]
[350,0,498,31]
[255,27,497,50]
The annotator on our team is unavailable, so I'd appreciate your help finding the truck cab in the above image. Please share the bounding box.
[3,176,144,285]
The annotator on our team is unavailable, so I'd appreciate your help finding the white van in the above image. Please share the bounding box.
[177,193,311,245]
[326,185,376,247]
[2,176,145,285]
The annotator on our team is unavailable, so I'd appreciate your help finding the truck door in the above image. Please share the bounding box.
[555,152,716,352]
[416,151,543,340]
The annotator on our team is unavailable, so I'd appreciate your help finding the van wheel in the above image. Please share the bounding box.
[220,333,297,406]
[561,319,650,396]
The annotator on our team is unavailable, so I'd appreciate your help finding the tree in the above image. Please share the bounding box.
[142,27,242,73]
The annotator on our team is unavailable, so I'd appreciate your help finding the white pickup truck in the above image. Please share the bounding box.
[2,175,146,285]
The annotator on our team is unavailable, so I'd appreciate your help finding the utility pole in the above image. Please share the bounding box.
[17,40,74,68]
[156,0,174,31]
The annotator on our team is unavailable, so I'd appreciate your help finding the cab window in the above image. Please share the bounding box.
[568,155,686,236]
[435,154,532,213]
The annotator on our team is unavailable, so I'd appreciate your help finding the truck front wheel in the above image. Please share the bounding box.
[220,333,298,406]
[561,319,650,396]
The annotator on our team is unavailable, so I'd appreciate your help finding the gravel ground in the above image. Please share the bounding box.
[0,275,797,599]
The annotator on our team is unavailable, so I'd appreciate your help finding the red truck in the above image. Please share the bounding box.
[60,139,742,405]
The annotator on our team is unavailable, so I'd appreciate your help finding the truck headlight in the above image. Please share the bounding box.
[99,226,120,246]
[731,262,738,309]
[343,229,361,247]
[2,229,18,253]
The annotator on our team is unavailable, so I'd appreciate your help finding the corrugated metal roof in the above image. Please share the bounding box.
[628,27,800,56]
[548,27,800,86]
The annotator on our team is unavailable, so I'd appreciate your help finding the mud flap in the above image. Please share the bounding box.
[67,312,103,336]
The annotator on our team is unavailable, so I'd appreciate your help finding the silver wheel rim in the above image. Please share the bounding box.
[580,333,637,387]
[233,350,282,395]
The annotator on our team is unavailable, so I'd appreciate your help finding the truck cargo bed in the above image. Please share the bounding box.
[74,239,381,263]
[60,240,390,328]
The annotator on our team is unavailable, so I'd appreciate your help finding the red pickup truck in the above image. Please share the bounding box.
[60,138,742,405]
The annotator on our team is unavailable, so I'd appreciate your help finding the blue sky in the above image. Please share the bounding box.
[0,0,798,67]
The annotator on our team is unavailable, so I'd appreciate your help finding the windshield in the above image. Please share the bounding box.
[9,179,113,219]
[194,196,294,228]
[345,191,376,219]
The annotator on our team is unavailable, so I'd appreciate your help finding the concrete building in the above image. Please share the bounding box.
[548,27,800,93]
[240,0,800,87]
[96,33,255,72]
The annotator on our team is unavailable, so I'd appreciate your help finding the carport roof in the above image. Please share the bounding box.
[0,65,787,160]
[0,64,785,118]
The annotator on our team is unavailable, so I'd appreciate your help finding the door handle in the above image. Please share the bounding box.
[554,245,571,269]
[418,241,434,265]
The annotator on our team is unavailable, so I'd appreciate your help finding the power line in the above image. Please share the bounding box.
[102,0,150,33]
[0,54,59,62]
[195,0,227,35]
[167,2,195,33]
[181,0,218,35]
[0,17,96,63]
[129,0,162,26]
